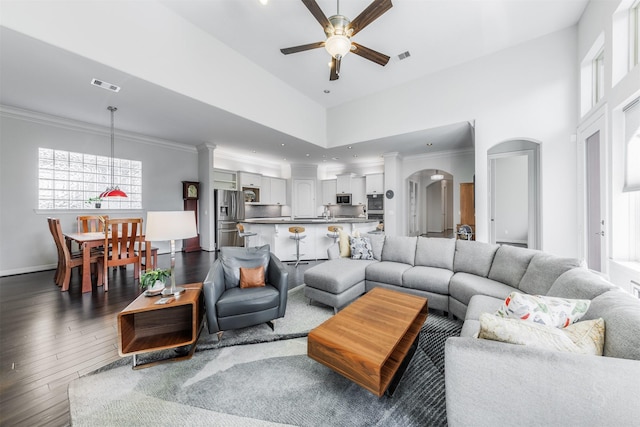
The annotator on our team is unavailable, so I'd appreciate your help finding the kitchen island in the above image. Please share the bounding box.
[241,218,379,262]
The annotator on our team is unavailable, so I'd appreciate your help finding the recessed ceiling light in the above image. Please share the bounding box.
[353,154,358,158]
[332,157,339,160]
[426,143,433,146]
[324,89,330,94]
[281,143,285,146]
[347,146,353,149]
[305,153,310,157]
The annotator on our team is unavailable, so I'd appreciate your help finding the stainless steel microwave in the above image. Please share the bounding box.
[336,193,352,205]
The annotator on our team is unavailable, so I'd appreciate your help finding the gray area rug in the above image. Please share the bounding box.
[69,305,462,426]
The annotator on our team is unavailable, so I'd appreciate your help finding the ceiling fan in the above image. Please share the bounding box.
[280,0,393,81]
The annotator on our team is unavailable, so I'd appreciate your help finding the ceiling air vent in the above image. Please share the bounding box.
[397,51,411,60]
[91,78,121,93]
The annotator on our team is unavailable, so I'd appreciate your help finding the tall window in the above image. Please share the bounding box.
[593,49,605,106]
[623,98,640,262]
[38,148,142,209]
[631,0,640,68]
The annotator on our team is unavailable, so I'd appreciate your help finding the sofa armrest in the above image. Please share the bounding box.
[268,253,289,317]
[445,337,640,427]
[202,259,226,334]
[327,243,340,260]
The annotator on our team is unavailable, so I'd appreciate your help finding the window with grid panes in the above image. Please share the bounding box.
[38,148,142,209]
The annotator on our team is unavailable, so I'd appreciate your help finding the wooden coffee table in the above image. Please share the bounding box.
[308,287,428,397]
[117,282,204,369]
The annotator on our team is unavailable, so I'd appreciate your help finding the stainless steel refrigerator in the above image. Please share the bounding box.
[214,189,245,250]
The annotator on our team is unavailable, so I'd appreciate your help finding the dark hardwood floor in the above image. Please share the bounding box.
[0,250,315,426]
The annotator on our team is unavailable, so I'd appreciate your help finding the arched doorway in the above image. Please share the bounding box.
[488,140,541,249]
[407,169,454,237]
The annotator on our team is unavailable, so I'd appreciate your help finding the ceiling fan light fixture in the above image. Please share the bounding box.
[325,34,351,58]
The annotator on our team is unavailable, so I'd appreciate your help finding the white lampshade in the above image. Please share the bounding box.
[145,211,197,242]
[325,35,351,58]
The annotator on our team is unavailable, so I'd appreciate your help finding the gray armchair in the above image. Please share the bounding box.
[203,245,288,340]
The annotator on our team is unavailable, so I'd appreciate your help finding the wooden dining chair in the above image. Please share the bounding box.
[48,217,102,291]
[100,218,143,291]
[77,215,109,233]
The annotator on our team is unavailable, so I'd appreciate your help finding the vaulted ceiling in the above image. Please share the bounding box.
[0,0,588,168]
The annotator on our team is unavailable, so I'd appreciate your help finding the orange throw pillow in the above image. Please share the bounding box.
[239,265,265,288]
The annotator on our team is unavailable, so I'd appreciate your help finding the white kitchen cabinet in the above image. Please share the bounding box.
[351,177,366,205]
[292,179,316,218]
[366,173,384,195]
[321,179,337,205]
[260,176,272,204]
[336,173,354,194]
[270,177,287,205]
[238,172,262,188]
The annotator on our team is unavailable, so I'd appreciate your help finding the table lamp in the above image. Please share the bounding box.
[145,211,198,296]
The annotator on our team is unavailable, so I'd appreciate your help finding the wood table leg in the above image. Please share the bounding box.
[81,242,92,293]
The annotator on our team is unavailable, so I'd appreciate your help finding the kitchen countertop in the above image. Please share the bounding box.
[243,218,377,224]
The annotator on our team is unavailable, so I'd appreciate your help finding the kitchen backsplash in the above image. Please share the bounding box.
[326,205,366,218]
[245,204,282,219]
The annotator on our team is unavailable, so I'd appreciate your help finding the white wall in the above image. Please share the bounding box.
[0,108,198,275]
[330,27,579,257]
[0,1,326,147]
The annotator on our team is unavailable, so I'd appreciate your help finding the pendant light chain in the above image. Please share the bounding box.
[109,106,117,191]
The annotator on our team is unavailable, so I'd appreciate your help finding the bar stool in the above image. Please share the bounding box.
[288,226,308,267]
[237,223,257,247]
[326,225,343,243]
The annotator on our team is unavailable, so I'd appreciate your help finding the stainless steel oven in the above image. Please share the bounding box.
[367,194,384,211]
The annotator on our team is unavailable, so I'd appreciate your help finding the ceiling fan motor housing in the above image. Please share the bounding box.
[326,15,352,37]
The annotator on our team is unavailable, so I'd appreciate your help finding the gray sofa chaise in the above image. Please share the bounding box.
[303,236,640,425]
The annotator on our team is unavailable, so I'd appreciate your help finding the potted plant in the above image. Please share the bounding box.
[139,268,171,290]
[87,196,103,208]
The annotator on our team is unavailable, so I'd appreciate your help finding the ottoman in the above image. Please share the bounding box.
[303,258,376,311]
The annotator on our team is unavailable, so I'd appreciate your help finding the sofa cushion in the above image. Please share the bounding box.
[488,245,537,288]
[582,290,640,360]
[402,266,453,294]
[216,285,279,317]
[414,237,456,270]
[449,272,515,306]
[304,258,374,294]
[221,245,270,289]
[547,268,617,300]
[495,292,590,328]
[368,233,385,261]
[366,261,412,287]
[381,236,417,266]
[453,240,499,277]
[349,236,374,260]
[519,253,583,295]
[478,313,605,356]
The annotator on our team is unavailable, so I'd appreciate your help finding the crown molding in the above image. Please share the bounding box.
[0,104,196,153]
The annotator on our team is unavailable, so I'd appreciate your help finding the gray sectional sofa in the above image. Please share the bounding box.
[303,236,640,426]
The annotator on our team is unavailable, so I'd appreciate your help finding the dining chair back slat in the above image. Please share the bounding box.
[77,215,108,233]
[101,218,143,291]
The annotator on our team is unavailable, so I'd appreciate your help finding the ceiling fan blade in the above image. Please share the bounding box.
[351,42,390,66]
[302,0,333,33]
[280,41,325,55]
[330,57,339,81]
[347,0,393,37]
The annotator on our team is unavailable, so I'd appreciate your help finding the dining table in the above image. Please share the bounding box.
[64,232,152,293]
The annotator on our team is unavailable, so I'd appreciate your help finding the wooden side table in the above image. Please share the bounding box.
[117,282,204,369]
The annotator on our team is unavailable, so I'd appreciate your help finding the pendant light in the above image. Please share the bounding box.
[431,170,444,181]
[99,106,127,198]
